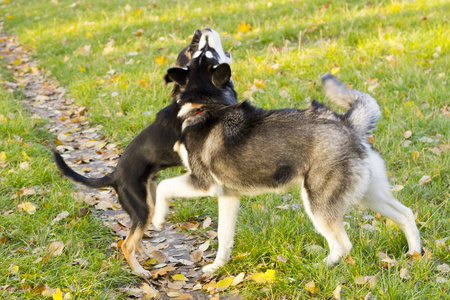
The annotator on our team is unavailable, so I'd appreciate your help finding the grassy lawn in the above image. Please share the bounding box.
[2,0,449,299]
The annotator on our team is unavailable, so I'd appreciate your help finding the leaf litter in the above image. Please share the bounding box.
[0,25,238,299]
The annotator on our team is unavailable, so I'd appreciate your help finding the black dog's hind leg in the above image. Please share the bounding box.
[119,181,154,277]
[135,178,157,258]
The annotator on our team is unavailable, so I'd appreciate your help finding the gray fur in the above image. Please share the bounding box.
[153,37,421,274]
[322,73,382,137]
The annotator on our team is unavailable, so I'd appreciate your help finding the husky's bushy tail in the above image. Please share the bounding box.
[321,73,381,137]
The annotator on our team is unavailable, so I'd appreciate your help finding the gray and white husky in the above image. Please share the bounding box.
[154,31,421,275]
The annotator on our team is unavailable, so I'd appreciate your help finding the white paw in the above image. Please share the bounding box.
[152,216,165,230]
[134,267,151,278]
[202,263,220,276]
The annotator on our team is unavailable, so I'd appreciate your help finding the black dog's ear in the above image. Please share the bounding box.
[164,67,189,86]
[191,29,202,44]
[212,63,232,87]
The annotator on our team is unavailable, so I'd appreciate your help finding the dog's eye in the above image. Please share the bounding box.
[189,49,194,55]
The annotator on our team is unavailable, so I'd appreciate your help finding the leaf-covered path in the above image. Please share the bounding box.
[0,22,242,300]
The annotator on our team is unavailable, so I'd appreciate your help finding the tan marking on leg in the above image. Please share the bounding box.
[121,227,150,277]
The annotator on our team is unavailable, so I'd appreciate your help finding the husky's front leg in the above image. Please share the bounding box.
[152,174,216,229]
[203,188,240,275]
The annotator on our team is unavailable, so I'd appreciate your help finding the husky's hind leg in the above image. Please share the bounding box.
[301,187,352,266]
[361,152,421,255]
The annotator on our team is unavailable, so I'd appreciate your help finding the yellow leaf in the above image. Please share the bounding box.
[0,151,6,162]
[8,265,19,274]
[386,218,398,228]
[215,277,233,291]
[155,55,168,66]
[7,14,14,19]
[18,202,38,214]
[253,79,266,88]
[415,107,423,118]
[330,67,341,75]
[305,280,318,294]
[22,151,31,161]
[79,68,85,72]
[250,269,275,284]
[102,45,116,55]
[384,106,391,115]
[237,21,251,33]
[172,274,188,281]
[0,114,7,124]
[52,288,63,300]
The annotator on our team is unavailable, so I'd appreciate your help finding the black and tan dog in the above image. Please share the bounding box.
[53,29,235,277]
[153,38,421,274]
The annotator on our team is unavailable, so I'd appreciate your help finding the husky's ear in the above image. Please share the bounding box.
[212,63,232,87]
[164,67,189,86]
[191,29,202,44]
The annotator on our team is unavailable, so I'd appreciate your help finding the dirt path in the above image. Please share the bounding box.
[0,22,235,300]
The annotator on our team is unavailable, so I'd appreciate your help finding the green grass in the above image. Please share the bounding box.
[0,70,138,298]
[2,0,449,298]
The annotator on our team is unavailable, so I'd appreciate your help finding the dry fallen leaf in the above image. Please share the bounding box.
[18,202,38,214]
[419,175,432,186]
[48,241,64,256]
[172,274,188,281]
[332,285,342,299]
[141,283,159,299]
[354,275,376,288]
[215,277,233,292]
[202,217,212,229]
[404,130,412,139]
[250,269,275,284]
[399,268,410,279]
[436,263,450,273]
[198,240,210,252]
[231,272,245,286]
[190,250,203,263]
[305,280,318,294]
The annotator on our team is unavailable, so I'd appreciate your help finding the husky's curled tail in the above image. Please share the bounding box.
[321,73,381,137]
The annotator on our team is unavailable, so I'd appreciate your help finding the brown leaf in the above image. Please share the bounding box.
[48,241,64,256]
[345,256,356,265]
[186,221,199,230]
[173,294,194,300]
[305,280,318,294]
[190,250,203,263]
[150,266,176,278]
[151,250,168,264]
[206,230,218,239]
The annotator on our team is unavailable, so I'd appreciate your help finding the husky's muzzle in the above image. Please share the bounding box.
[195,28,232,65]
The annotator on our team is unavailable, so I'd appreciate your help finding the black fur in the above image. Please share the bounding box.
[53,29,237,276]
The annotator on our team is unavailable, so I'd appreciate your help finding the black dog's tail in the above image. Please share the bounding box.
[53,151,114,189]
[321,73,381,137]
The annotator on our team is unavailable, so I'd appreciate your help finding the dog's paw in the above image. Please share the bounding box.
[202,263,220,276]
[134,267,151,278]
[151,217,165,230]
